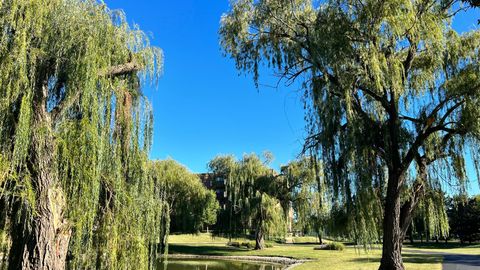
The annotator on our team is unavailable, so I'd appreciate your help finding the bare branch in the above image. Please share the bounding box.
[100,61,143,77]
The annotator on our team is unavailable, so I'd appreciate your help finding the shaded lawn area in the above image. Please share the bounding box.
[168,243,442,270]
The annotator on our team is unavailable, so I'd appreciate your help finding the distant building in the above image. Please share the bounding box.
[198,172,295,234]
[197,173,228,210]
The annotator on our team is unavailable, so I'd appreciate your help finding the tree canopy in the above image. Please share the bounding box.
[447,195,480,243]
[220,0,480,269]
[149,159,219,235]
[208,153,285,249]
[0,0,163,269]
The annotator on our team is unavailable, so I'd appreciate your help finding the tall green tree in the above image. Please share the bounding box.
[149,160,219,236]
[209,154,285,249]
[0,0,162,269]
[220,1,480,269]
[208,155,237,239]
[281,158,329,244]
[235,154,285,250]
[447,195,480,243]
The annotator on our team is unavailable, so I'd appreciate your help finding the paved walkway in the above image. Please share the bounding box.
[442,254,480,270]
[404,249,480,270]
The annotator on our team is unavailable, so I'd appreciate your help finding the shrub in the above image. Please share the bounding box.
[275,238,287,244]
[240,241,255,249]
[227,241,240,248]
[314,242,345,250]
[323,242,345,250]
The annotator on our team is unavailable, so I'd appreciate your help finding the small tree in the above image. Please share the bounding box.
[251,192,285,249]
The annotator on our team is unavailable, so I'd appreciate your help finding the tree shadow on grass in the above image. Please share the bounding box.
[169,244,250,256]
[349,253,442,265]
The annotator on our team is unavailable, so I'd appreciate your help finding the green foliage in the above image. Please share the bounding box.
[281,157,329,241]
[321,242,345,251]
[208,153,286,243]
[0,0,164,268]
[220,0,479,255]
[447,195,480,243]
[254,192,286,238]
[241,241,255,249]
[149,159,220,234]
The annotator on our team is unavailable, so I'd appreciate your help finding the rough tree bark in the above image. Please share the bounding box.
[379,98,406,270]
[255,201,265,250]
[379,170,404,270]
[255,226,265,250]
[12,82,71,270]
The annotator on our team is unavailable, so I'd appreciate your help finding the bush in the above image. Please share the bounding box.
[326,242,345,251]
[265,242,274,248]
[317,242,345,251]
[241,241,255,249]
[275,238,287,244]
[227,241,240,248]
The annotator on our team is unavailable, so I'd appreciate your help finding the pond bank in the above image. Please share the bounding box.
[165,254,307,269]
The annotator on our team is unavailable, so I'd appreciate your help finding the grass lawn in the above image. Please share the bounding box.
[167,234,453,270]
[404,242,480,255]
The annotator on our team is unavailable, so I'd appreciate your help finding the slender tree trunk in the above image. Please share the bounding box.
[379,171,404,270]
[255,201,265,250]
[317,231,323,245]
[409,228,414,244]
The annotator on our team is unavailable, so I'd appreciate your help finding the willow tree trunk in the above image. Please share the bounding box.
[255,227,265,250]
[379,171,404,270]
[13,83,71,270]
[316,230,323,245]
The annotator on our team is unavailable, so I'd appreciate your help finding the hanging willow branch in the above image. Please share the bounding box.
[0,0,164,269]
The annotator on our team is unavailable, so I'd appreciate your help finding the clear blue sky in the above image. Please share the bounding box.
[104,1,479,194]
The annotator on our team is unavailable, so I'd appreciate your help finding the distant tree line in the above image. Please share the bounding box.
[202,152,479,248]
[447,195,480,243]
[402,195,480,244]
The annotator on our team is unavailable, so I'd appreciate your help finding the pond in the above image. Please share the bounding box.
[157,258,286,270]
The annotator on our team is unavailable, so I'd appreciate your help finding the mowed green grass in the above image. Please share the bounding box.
[404,242,480,255]
[167,234,454,270]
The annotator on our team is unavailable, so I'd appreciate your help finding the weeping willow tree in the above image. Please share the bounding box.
[220,0,480,269]
[207,155,237,240]
[149,159,219,242]
[0,0,164,269]
[209,154,285,249]
[281,158,330,244]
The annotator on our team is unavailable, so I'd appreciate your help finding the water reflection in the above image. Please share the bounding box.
[158,259,285,270]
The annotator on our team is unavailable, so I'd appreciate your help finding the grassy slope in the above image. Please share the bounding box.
[168,234,461,270]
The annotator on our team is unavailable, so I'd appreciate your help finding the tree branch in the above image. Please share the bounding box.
[101,61,143,77]
[51,62,142,122]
